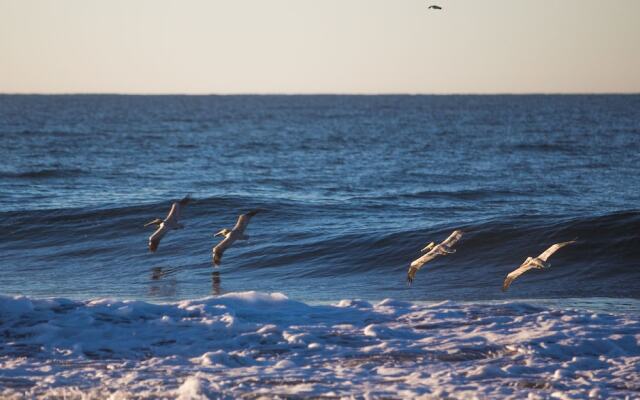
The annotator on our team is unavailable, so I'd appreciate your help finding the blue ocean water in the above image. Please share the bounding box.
[1,95,639,303]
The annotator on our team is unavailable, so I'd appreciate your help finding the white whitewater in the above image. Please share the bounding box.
[0,292,638,398]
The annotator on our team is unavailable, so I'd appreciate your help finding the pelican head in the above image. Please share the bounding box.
[214,228,231,238]
[144,218,164,228]
[421,242,436,252]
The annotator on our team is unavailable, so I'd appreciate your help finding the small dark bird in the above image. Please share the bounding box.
[428,5,442,10]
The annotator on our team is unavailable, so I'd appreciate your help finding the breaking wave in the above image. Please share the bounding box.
[1,196,639,300]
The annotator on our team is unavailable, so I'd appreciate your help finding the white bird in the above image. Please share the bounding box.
[407,230,463,285]
[212,210,261,266]
[502,240,577,292]
[144,195,191,252]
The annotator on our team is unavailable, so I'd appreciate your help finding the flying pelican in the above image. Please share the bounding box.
[144,195,191,252]
[407,230,463,285]
[428,5,442,10]
[212,210,261,266]
[502,240,577,292]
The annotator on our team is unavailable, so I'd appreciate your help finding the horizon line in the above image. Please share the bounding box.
[1,92,639,96]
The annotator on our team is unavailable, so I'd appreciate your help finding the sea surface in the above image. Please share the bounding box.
[1,95,639,398]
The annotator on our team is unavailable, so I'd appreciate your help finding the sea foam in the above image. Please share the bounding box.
[1,292,639,398]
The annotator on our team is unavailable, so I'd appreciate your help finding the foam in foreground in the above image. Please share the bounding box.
[1,292,639,398]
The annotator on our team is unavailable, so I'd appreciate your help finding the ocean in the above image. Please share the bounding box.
[1,95,639,398]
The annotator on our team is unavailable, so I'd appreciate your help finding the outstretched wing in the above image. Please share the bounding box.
[537,240,576,262]
[407,250,440,284]
[178,194,191,207]
[212,246,223,266]
[440,230,463,248]
[410,250,440,269]
[164,195,191,225]
[148,224,168,252]
[213,236,236,266]
[232,209,260,234]
[502,262,534,292]
[407,266,420,285]
[164,202,181,225]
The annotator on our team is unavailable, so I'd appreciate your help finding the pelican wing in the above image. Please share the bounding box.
[178,194,191,207]
[164,195,191,226]
[406,266,420,285]
[502,262,536,292]
[164,202,181,225]
[440,230,463,248]
[213,236,236,266]
[410,250,440,269]
[232,210,260,234]
[148,224,168,252]
[537,240,576,262]
[407,250,440,284]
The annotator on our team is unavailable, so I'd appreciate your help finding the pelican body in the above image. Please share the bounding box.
[213,210,261,266]
[502,240,576,292]
[407,230,463,285]
[145,195,191,252]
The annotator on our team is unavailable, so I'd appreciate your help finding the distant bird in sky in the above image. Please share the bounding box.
[502,240,577,292]
[407,230,463,285]
[213,210,261,266]
[428,5,442,10]
[145,195,191,252]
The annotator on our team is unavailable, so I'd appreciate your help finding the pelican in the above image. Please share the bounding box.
[428,5,442,10]
[144,195,191,252]
[502,240,577,292]
[407,230,463,285]
[212,210,261,266]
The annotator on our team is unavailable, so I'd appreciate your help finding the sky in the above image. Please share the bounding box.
[1,0,639,94]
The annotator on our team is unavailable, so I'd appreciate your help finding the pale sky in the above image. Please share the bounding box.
[1,0,639,94]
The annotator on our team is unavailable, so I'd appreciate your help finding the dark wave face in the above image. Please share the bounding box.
[0,95,639,302]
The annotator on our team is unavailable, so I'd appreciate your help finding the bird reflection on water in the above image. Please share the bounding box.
[149,266,178,297]
[149,266,223,297]
[212,271,221,295]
